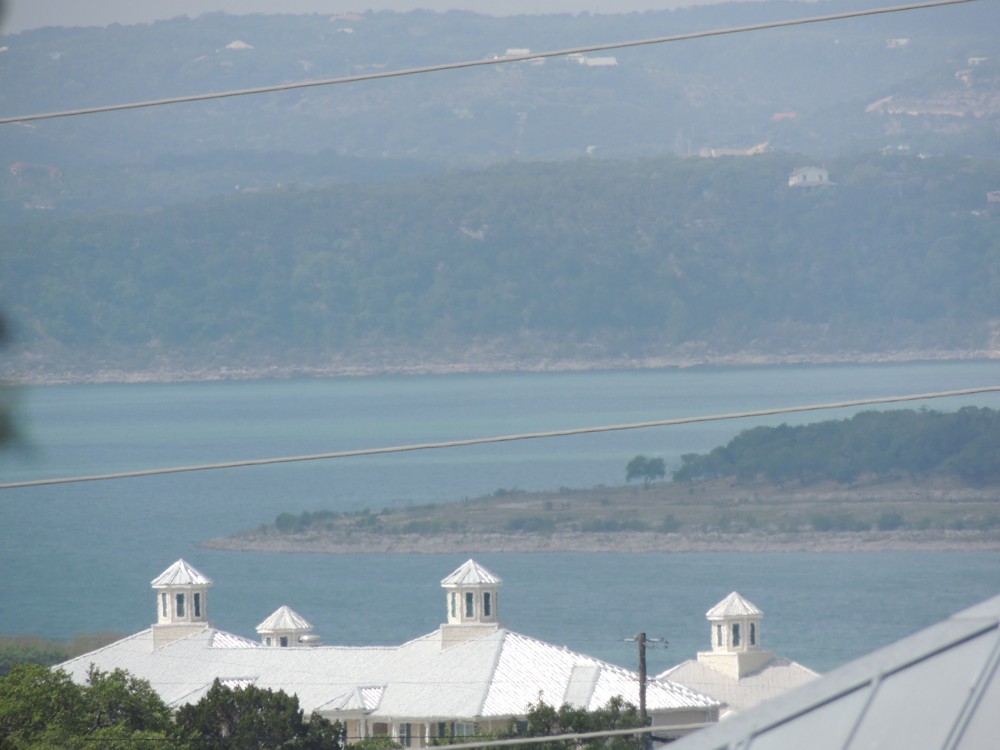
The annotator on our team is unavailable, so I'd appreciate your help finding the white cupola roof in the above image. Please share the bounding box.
[257,605,312,633]
[706,592,762,620]
[441,559,503,587]
[256,605,316,648]
[151,559,213,588]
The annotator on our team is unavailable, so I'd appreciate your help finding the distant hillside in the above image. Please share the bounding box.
[0,0,996,211]
[3,152,999,379]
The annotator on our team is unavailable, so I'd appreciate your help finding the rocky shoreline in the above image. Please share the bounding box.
[200,528,1000,555]
[6,345,999,386]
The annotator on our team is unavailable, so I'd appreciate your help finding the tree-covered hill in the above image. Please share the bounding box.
[674,406,1000,486]
[0,0,997,193]
[2,152,999,377]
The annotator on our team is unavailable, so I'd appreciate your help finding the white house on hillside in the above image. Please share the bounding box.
[58,559,720,746]
[658,592,817,718]
[788,166,831,188]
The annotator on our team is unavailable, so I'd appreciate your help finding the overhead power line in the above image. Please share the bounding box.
[2,386,997,490]
[0,0,975,126]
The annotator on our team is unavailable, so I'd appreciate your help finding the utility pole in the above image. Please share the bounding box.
[637,632,648,724]
[625,631,667,750]
[625,633,666,725]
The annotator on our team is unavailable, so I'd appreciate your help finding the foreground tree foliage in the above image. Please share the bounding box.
[0,665,175,750]
[503,697,646,750]
[0,667,344,750]
[175,679,344,750]
[673,407,1000,486]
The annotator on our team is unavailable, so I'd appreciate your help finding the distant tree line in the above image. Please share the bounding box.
[673,407,1000,486]
[3,153,999,374]
[0,633,121,677]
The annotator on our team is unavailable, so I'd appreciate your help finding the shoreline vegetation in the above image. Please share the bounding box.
[202,478,1000,555]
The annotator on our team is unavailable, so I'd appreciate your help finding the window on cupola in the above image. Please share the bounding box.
[465,592,475,618]
[194,593,201,618]
[732,623,741,647]
[176,593,185,617]
[483,592,492,617]
[750,622,756,646]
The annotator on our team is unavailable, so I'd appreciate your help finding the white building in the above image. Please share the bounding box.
[788,166,831,188]
[59,559,719,746]
[658,592,817,718]
[667,592,1000,749]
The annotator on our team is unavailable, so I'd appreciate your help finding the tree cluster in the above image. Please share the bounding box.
[672,406,1000,486]
[0,666,344,750]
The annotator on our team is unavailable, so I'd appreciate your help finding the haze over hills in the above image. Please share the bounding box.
[3,0,729,33]
[3,153,999,380]
[1,0,998,380]
[2,0,998,174]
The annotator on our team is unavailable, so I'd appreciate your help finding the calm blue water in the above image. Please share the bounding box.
[1,362,1000,674]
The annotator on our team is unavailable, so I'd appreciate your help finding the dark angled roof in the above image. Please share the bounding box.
[668,593,1000,750]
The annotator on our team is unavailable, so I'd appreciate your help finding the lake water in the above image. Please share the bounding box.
[2,361,1000,675]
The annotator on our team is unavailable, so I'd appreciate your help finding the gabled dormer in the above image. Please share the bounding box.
[440,559,502,648]
[150,559,212,649]
[257,605,317,647]
[697,592,774,678]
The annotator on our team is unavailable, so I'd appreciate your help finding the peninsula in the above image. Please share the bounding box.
[202,477,1000,555]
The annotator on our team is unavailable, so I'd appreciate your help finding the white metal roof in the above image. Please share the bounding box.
[659,657,818,717]
[150,559,213,588]
[210,631,259,649]
[441,559,502,587]
[57,625,717,724]
[318,685,386,712]
[668,592,1000,750]
[256,605,313,633]
[706,592,762,619]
